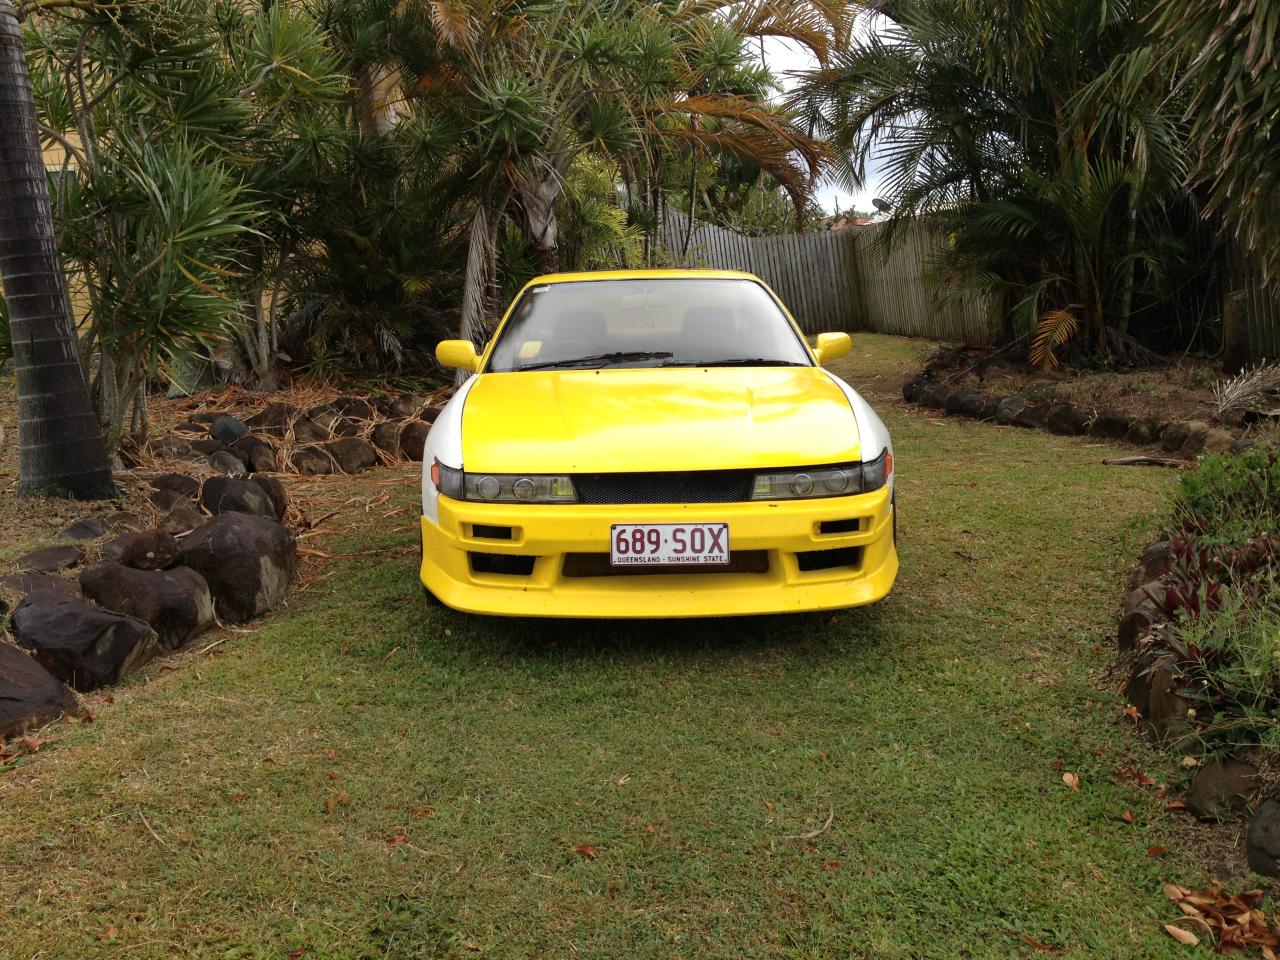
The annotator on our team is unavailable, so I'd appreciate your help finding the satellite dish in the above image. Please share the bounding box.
[872,197,893,214]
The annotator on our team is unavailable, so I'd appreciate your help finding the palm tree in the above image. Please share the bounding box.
[0,0,114,498]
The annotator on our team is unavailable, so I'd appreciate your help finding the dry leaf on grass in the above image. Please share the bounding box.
[1062,772,1080,792]
[1121,810,1135,823]
[1147,845,1170,858]
[573,844,598,860]
[1163,923,1199,946]
[1163,882,1280,953]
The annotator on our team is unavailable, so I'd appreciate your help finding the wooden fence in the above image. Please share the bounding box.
[1230,250,1280,361]
[659,212,1002,343]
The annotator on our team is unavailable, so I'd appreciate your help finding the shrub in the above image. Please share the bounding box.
[1173,447,1280,545]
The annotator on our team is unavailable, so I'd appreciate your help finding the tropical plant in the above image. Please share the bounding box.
[789,0,1213,364]
[0,0,114,497]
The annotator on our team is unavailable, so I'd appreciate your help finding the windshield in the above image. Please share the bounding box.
[484,278,813,372]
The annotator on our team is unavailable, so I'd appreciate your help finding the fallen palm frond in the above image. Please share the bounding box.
[1213,362,1280,417]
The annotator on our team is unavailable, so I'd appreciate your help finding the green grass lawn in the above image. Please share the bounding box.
[0,335,1204,958]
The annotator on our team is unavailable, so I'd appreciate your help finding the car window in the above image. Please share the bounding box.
[484,278,813,372]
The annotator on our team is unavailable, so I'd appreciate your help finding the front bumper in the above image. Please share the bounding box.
[418,486,898,618]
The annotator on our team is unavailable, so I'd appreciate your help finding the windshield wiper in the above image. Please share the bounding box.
[518,350,673,371]
[660,358,809,368]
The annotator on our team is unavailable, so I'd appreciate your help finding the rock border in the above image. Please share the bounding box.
[901,375,1247,458]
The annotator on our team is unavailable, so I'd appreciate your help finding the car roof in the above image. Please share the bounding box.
[527,269,763,286]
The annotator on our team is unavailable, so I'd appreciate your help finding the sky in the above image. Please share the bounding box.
[759,34,884,215]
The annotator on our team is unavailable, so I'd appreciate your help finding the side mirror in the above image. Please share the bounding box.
[436,339,480,372]
[814,332,851,365]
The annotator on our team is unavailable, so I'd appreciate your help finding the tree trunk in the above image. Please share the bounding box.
[0,0,114,499]
[353,64,397,137]
[515,159,561,275]
[1221,286,1251,374]
[457,204,500,384]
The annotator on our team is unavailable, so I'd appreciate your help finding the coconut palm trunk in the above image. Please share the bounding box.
[0,0,114,498]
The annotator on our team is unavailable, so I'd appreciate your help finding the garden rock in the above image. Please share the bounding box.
[1009,402,1050,429]
[210,414,250,444]
[1125,417,1162,445]
[1133,541,1172,588]
[917,383,951,410]
[1089,408,1131,439]
[201,477,275,518]
[972,394,1001,420]
[1184,758,1258,821]
[1046,403,1093,436]
[174,421,205,435]
[944,389,981,417]
[150,436,192,460]
[1160,421,1193,453]
[902,376,927,403]
[11,596,159,691]
[152,473,200,497]
[326,438,378,474]
[181,512,297,623]
[191,438,231,458]
[381,393,422,418]
[1178,420,1213,456]
[105,511,145,533]
[78,562,214,650]
[231,435,278,473]
[17,546,84,574]
[333,396,376,420]
[1200,428,1236,454]
[994,396,1026,425]
[250,475,288,521]
[148,487,195,512]
[159,507,206,535]
[1248,800,1280,876]
[291,446,335,475]
[100,530,183,570]
[245,401,299,437]
[400,420,431,461]
[207,450,249,477]
[291,417,330,443]
[306,404,358,438]
[0,574,81,608]
[56,517,109,541]
[0,643,80,739]
[1143,655,1194,746]
[372,420,405,456]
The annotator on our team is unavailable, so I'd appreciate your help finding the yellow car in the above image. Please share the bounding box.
[419,269,897,618]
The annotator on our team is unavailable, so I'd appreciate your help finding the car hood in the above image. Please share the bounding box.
[460,367,860,473]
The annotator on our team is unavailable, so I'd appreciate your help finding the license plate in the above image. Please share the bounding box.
[610,523,730,566]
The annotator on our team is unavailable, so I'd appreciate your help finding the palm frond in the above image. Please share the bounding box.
[1029,309,1079,368]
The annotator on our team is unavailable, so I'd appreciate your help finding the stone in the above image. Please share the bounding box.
[1144,655,1194,745]
[188,411,225,424]
[1160,421,1192,453]
[11,596,159,691]
[0,573,81,603]
[1009,402,1050,429]
[201,476,276,518]
[902,376,928,403]
[16,546,83,574]
[231,435,278,473]
[1184,758,1258,821]
[291,446,336,475]
[290,417,330,443]
[372,420,406,457]
[1118,609,1155,651]
[158,507,206,535]
[191,438,231,458]
[207,450,249,477]
[181,512,297,623]
[100,530,183,570]
[148,487,196,512]
[1178,420,1213,456]
[380,393,423,418]
[1248,800,1280,876]
[209,414,250,444]
[333,396,376,421]
[306,404,358,438]
[1200,428,1236,454]
[0,643,80,739]
[245,401,299,437]
[152,473,200,497]
[917,383,951,410]
[1133,541,1172,588]
[104,511,145,533]
[149,436,192,460]
[78,562,215,650]
[972,394,1001,420]
[174,421,205,435]
[1046,403,1093,436]
[56,517,109,541]
[994,396,1026,425]
[250,475,288,521]
[399,420,431,461]
[325,438,378,474]
[1090,408,1131,439]
[944,389,981,417]
[1125,417,1162,445]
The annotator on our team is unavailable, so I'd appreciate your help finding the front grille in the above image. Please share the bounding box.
[796,546,862,572]
[562,550,769,578]
[573,470,755,505]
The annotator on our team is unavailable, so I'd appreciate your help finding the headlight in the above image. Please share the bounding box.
[751,450,892,500]
[432,461,577,503]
